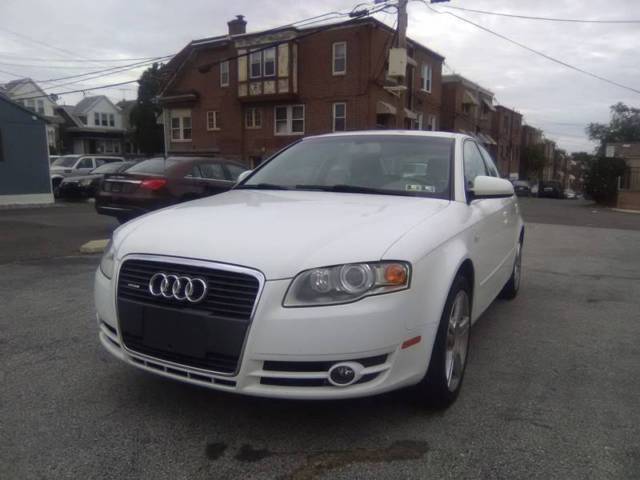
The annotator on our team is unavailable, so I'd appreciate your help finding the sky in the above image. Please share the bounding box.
[1,0,639,153]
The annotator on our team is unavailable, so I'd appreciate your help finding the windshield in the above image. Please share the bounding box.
[125,158,181,175]
[91,162,129,174]
[52,156,80,167]
[241,135,453,199]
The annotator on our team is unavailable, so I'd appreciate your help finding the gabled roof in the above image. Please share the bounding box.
[2,78,32,93]
[73,95,120,115]
[160,16,445,97]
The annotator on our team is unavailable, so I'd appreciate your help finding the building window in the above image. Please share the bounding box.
[206,111,220,131]
[94,112,100,125]
[274,105,304,135]
[25,98,35,111]
[250,50,262,78]
[171,110,192,141]
[462,103,472,115]
[263,47,276,77]
[36,99,45,115]
[332,102,346,132]
[109,114,115,127]
[332,42,347,75]
[101,113,108,126]
[421,64,432,92]
[220,61,229,87]
[245,108,262,129]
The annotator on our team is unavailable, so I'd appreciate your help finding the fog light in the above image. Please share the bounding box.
[328,362,363,387]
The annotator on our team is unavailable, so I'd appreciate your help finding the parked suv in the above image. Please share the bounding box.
[51,155,124,196]
[95,156,247,223]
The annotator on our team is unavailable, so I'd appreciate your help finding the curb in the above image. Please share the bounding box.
[611,208,640,215]
[80,239,109,254]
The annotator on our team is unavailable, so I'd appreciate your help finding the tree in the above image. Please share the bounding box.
[584,156,627,205]
[587,102,640,152]
[129,63,165,155]
[522,144,546,180]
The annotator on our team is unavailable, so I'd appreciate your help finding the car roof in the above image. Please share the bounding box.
[308,130,469,141]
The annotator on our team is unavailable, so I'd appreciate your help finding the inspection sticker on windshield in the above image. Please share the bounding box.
[406,184,435,193]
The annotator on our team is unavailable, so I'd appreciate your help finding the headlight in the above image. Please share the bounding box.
[80,178,93,186]
[99,240,116,279]
[283,261,410,307]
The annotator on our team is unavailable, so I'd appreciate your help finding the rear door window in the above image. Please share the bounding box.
[225,163,246,181]
[77,157,94,169]
[198,163,227,180]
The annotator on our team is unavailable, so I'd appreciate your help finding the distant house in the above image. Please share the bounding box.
[0,95,53,206]
[440,74,496,151]
[56,95,125,154]
[607,142,640,210]
[491,105,522,179]
[1,78,63,152]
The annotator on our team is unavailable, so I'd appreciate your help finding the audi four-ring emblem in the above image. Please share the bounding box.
[148,273,208,303]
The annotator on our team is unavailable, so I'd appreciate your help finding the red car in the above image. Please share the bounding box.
[95,156,247,223]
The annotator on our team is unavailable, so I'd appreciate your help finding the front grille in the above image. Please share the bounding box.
[117,258,261,374]
[118,259,260,319]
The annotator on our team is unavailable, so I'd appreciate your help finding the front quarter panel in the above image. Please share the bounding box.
[382,202,475,330]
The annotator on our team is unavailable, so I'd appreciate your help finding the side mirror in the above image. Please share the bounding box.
[469,176,514,200]
[236,170,252,184]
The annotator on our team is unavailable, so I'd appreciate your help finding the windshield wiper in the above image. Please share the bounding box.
[236,183,292,190]
[294,184,409,196]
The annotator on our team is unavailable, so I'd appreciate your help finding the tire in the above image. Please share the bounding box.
[415,275,471,409]
[499,240,522,300]
[52,179,62,199]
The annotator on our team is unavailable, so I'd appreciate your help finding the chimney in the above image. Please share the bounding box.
[227,15,247,36]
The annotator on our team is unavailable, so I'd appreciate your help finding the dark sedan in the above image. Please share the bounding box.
[58,161,136,199]
[95,156,247,223]
[512,180,531,197]
[538,181,564,199]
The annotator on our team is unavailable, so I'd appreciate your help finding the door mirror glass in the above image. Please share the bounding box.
[236,170,252,184]
[470,175,514,199]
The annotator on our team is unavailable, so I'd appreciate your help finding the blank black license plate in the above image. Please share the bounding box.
[143,307,207,358]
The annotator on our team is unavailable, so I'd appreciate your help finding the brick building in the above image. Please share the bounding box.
[490,105,522,179]
[158,16,444,166]
[440,74,496,151]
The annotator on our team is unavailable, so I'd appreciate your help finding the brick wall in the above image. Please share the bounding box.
[160,19,444,165]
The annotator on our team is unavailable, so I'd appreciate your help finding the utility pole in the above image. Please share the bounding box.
[395,0,408,128]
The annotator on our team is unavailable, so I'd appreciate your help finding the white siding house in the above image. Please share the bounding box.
[1,78,61,151]
[56,95,125,154]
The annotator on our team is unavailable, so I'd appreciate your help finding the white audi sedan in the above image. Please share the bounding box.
[95,131,523,408]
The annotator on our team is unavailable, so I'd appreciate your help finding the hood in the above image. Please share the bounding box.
[114,189,450,279]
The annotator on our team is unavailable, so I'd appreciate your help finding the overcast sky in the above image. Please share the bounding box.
[2,0,639,152]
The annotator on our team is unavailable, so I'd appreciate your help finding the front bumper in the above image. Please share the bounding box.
[95,264,438,400]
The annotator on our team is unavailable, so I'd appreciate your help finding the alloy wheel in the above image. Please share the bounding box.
[445,290,470,392]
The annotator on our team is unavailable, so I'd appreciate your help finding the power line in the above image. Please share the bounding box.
[0,52,165,63]
[0,26,111,69]
[35,56,173,84]
[439,5,640,24]
[15,3,390,102]
[421,2,640,95]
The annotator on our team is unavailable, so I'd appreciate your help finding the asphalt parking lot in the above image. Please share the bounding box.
[2,198,640,479]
